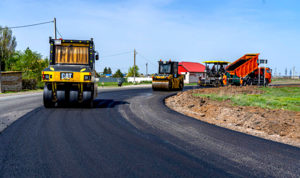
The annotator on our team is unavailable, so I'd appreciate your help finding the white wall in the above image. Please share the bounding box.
[127,77,152,83]
[181,72,205,83]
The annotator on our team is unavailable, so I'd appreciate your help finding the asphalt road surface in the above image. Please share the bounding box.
[0,87,299,177]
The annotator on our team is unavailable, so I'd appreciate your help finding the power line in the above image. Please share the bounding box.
[56,27,63,38]
[2,20,54,29]
[136,52,156,67]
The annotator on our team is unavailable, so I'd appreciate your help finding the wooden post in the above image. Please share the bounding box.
[146,62,148,76]
[54,17,57,39]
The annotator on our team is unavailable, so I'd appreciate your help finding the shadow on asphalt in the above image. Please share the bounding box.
[46,99,129,109]
[47,86,202,109]
[93,99,129,108]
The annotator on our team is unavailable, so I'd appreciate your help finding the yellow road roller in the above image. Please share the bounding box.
[152,60,184,91]
[41,37,99,107]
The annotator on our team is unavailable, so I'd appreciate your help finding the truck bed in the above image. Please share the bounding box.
[226,53,259,78]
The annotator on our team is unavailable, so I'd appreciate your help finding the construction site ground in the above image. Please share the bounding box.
[166,85,300,148]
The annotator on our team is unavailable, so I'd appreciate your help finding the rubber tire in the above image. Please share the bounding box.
[57,90,66,105]
[83,91,93,108]
[249,79,253,86]
[69,90,79,105]
[216,81,221,87]
[265,81,269,87]
[212,81,217,87]
[168,81,172,91]
[43,85,54,108]
[179,82,184,91]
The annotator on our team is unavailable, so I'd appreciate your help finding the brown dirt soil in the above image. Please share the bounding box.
[165,86,300,147]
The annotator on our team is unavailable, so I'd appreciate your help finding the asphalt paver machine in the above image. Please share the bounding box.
[198,61,230,87]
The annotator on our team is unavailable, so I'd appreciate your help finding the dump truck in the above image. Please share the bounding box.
[225,53,272,86]
[152,60,184,91]
[42,37,99,107]
[198,61,230,87]
[247,67,272,85]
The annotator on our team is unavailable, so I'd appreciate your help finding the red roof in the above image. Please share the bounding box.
[179,62,205,73]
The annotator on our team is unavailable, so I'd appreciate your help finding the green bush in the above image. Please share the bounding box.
[36,81,45,89]
[22,79,37,90]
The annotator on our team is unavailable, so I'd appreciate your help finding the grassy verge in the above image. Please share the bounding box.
[271,78,300,84]
[193,87,300,112]
[98,81,152,87]
[185,83,198,86]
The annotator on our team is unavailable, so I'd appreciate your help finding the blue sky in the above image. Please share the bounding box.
[1,0,299,75]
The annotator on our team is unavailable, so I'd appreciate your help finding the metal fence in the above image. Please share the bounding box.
[127,77,152,83]
[98,77,125,83]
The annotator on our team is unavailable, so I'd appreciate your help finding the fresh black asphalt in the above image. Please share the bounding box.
[0,87,299,177]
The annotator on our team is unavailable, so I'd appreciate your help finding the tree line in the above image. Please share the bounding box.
[101,65,140,78]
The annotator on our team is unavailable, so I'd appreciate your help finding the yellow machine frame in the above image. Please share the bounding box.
[152,61,184,91]
[42,38,98,107]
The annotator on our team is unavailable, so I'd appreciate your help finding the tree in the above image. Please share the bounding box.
[103,67,112,75]
[127,65,140,77]
[8,48,48,80]
[0,26,17,71]
[0,26,17,92]
[113,69,123,78]
[103,67,108,74]
[107,67,112,74]
[5,50,21,71]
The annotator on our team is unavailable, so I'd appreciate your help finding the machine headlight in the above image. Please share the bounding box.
[43,74,49,80]
[84,75,91,81]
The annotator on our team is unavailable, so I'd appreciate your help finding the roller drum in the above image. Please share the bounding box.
[152,81,170,90]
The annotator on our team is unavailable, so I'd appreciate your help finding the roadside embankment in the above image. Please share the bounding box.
[166,86,300,147]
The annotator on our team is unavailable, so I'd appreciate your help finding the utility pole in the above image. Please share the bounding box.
[134,49,136,83]
[54,17,57,39]
[258,63,260,86]
[264,62,266,86]
[293,66,296,79]
[146,63,148,77]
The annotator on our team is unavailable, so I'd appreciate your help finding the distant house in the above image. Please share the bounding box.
[178,62,205,83]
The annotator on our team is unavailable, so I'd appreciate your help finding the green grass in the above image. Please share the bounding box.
[185,83,198,86]
[98,81,152,87]
[271,78,300,84]
[193,87,300,111]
